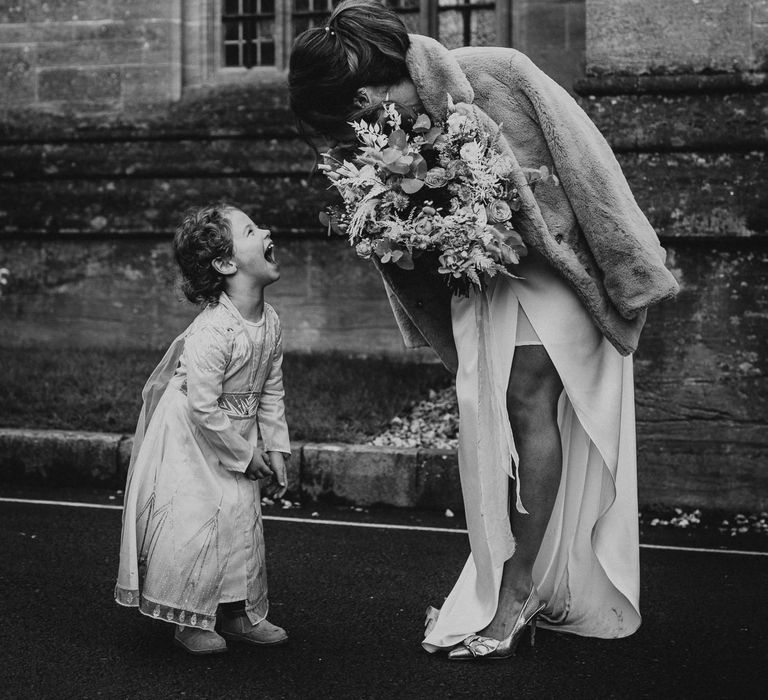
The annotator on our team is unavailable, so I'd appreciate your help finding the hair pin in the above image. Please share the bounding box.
[324,25,335,35]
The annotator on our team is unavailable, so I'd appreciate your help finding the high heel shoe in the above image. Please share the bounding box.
[447,587,545,661]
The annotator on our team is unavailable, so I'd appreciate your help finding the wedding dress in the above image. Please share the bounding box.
[423,252,641,651]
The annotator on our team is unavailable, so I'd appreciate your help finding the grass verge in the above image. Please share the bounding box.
[0,347,452,443]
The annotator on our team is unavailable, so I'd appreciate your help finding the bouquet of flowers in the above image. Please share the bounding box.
[318,96,557,296]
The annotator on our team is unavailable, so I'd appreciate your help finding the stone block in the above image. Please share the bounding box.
[286,441,303,494]
[25,0,113,22]
[139,20,182,65]
[0,428,121,487]
[753,0,768,23]
[0,137,317,181]
[122,64,180,103]
[0,3,26,24]
[529,46,585,92]
[0,79,291,140]
[1,20,89,44]
[301,444,420,507]
[115,1,180,21]
[638,437,768,511]
[524,3,567,51]
[0,174,329,235]
[70,19,148,42]
[0,237,414,357]
[616,151,768,239]
[587,0,753,74]
[754,23,768,70]
[565,1,586,50]
[0,46,35,104]
[0,25,28,43]
[116,435,133,486]
[38,67,121,102]
[579,92,768,152]
[412,450,462,510]
[36,39,145,68]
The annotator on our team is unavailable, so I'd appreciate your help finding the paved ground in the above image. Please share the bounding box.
[1,489,766,700]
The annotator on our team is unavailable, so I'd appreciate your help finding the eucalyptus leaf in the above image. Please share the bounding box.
[395,251,415,270]
[389,130,407,149]
[503,230,524,248]
[401,178,425,194]
[411,154,428,178]
[375,239,393,255]
[382,148,403,164]
[412,114,432,132]
[386,161,412,175]
[424,127,443,145]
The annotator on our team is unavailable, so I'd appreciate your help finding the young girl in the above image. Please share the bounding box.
[115,204,291,655]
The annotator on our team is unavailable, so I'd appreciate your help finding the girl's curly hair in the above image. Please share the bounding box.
[173,204,235,305]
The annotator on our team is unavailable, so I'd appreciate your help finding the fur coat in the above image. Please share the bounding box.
[377,35,679,371]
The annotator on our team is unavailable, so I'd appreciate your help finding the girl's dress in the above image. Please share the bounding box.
[115,293,290,630]
[423,252,641,651]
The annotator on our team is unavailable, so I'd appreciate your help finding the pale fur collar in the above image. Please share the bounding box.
[406,34,474,119]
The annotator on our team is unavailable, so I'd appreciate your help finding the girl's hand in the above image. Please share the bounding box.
[244,449,273,481]
[265,452,288,499]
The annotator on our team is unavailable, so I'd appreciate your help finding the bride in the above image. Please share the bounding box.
[288,0,678,659]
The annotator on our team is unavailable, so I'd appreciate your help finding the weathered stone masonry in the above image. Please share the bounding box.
[0,0,766,509]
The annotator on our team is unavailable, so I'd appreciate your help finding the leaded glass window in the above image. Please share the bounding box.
[386,0,422,34]
[222,0,277,67]
[292,0,336,36]
[290,0,424,39]
[438,0,497,49]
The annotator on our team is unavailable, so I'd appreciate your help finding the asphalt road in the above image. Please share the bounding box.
[1,492,766,700]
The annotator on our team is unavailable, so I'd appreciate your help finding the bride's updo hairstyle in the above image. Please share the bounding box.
[288,0,410,140]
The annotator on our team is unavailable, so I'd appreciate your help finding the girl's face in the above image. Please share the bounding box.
[226,208,280,286]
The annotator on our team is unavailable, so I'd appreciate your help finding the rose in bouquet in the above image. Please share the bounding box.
[318,96,557,296]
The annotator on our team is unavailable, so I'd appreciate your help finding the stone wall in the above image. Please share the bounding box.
[0,0,766,508]
[0,80,432,358]
[513,0,585,91]
[587,0,768,74]
[577,0,768,508]
[0,0,181,112]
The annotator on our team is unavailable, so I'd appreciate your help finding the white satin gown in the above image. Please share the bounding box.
[423,252,641,651]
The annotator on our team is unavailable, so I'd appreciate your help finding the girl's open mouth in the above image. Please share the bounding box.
[265,241,277,264]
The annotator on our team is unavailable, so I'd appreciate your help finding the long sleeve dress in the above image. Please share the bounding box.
[115,293,290,630]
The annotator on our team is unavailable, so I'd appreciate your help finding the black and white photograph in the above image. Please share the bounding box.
[0,0,766,697]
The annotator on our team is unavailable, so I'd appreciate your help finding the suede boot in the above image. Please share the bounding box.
[174,625,228,655]
[220,613,288,646]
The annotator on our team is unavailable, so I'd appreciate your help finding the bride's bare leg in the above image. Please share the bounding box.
[481,345,563,639]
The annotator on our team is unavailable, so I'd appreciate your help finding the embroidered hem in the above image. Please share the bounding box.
[114,586,217,630]
[115,586,270,630]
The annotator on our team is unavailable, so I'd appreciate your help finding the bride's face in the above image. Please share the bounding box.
[354,78,423,112]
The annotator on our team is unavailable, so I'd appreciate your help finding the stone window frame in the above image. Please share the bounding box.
[182,0,514,86]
